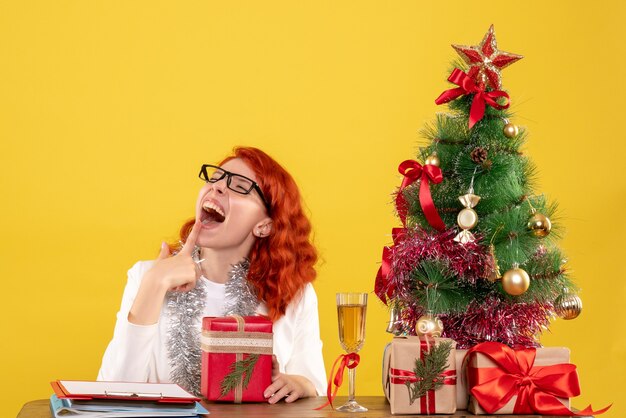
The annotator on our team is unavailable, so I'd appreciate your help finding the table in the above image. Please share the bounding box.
[17,396,591,417]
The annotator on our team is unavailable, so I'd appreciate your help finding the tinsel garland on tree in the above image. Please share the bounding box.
[376,25,581,348]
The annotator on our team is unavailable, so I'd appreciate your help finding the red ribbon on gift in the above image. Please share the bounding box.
[435,68,510,129]
[466,342,611,416]
[390,368,456,414]
[374,227,405,303]
[388,338,455,414]
[390,368,457,385]
[314,353,360,410]
[395,160,446,231]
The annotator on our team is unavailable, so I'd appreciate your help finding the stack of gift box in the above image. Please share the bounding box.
[199,315,609,415]
[382,335,609,416]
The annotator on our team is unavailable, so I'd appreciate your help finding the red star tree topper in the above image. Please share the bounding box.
[452,25,523,90]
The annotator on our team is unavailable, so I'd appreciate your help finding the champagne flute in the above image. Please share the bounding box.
[336,292,368,412]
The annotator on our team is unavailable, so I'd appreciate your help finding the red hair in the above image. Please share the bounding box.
[176,147,317,321]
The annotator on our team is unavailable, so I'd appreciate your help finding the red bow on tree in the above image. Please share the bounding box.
[375,160,446,304]
[435,68,510,129]
[466,342,611,416]
[395,160,446,231]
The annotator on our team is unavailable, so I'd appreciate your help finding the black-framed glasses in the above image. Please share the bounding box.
[199,164,271,213]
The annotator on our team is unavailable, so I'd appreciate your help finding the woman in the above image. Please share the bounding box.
[98,147,326,403]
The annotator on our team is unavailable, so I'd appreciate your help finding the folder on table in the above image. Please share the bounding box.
[49,394,209,418]
[51,380,200,404]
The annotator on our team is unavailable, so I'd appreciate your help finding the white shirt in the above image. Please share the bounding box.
[97,261,327,395]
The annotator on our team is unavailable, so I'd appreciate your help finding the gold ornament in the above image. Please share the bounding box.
[457,207,478,229]
[424,153,440,167]
[454,191,481,244]
[501,263,530,296]
[415,313,444,337]
[554,291,582,320]
[527,209,552,237]
[486,244,502,282]
[503,123,519,138]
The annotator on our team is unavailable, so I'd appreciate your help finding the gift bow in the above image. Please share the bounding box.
[395,160,446,231]
[435,68,510,129]
[467,342,611,416]
[314,353,360,410]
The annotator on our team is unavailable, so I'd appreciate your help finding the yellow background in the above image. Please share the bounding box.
[1,1,624,417]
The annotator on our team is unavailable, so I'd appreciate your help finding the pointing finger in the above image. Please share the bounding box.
[180,221,201,255]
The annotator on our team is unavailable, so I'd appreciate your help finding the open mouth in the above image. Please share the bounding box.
[201,200,226,224]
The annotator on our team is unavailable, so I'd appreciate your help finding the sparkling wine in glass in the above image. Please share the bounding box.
[336,292,368,412]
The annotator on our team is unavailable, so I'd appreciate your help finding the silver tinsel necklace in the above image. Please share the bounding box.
[165,247,260,396]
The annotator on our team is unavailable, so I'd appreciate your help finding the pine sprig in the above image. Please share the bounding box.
[410,259,471,313]
[220,354,260,398]
[405,340,453,405]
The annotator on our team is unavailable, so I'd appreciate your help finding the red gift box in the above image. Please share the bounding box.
[201,315,273,403]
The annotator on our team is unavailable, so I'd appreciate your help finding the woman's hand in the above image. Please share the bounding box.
[263,356,317,404]
[128,222,202,325]
[144,221,202,292]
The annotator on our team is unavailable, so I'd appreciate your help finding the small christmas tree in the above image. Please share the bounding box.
[375,25,582,348]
